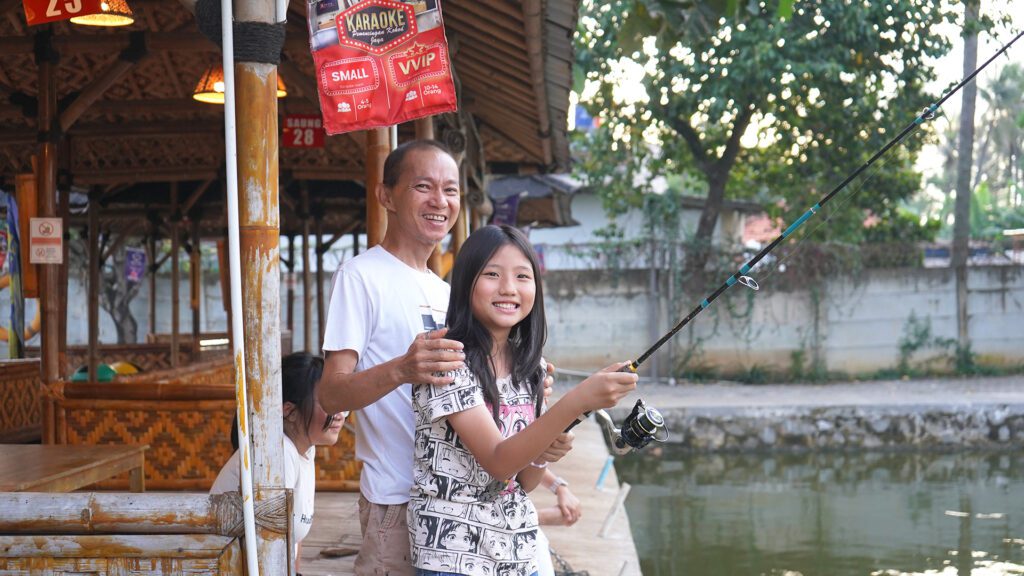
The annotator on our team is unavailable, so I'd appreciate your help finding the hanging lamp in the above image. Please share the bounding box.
[69,0,134,26]
[193,63,287,104]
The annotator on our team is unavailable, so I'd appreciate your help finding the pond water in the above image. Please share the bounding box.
[615,449,1024,576]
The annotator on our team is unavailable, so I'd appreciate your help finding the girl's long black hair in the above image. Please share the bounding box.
[445,225,547,423]
[231,352,324,451]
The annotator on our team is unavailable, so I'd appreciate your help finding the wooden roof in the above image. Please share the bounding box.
[0,0,577,236]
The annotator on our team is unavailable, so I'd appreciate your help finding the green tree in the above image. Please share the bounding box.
[575,0,953,285]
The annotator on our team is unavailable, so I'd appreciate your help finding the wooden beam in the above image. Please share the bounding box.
[0,32,214,57]
[0,121,221,145]
[87,191,99,383]
[365,128,388,248]
[37,33,60,445]
[100,220,143,264]
[169,183,180,369]
[60,55,147,132]
[190,217,201,360]
[523,0,555,168]
[301,185,312,353]
[71,168,221,185]
[181,178,215,215]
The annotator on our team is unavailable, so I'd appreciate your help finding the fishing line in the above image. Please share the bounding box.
[627,28,1023,373]
[755,129,919,286]
[565,24,1019,432]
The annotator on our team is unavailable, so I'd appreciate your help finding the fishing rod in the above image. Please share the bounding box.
[569,28,1024,452]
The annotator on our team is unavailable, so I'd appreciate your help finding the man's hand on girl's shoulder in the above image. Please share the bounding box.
[399,327,466,386]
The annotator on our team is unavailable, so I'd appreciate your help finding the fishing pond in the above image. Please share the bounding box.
[615,448,1024,575]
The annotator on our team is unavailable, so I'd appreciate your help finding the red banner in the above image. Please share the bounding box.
[22,0,103,26]
[308,0,457,134]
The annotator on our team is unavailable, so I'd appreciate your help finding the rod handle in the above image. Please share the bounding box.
[563,361,637,432]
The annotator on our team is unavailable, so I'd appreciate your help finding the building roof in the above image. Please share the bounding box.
[0,0,578,236]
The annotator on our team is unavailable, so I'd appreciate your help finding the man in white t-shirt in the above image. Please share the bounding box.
[318,140,469,575]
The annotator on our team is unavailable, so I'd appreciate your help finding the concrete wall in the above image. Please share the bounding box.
[6,260,1022,377]
[541,265,1024,377]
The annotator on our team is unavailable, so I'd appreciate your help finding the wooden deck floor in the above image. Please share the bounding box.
[298,418,642,575]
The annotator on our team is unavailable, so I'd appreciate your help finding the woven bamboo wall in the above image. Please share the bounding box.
[0,359,42,443]
[56,376,361,491]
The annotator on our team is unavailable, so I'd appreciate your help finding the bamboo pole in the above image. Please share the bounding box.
[148,232,157,340]
[286,234,294,333]
[191,217,202,360]
[315,213,325,351]
[233,0,287,570]
[365,128,389,248]
[87,190,99,383]
[36,30,60,444]
[301,186,312,353]
[58,184,68,367]
[170,183,180,368]
[218,1,261,572]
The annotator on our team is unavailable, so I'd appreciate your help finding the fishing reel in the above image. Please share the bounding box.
[593,398,669,455]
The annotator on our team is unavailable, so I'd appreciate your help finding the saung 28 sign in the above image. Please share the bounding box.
[283,115,326,148]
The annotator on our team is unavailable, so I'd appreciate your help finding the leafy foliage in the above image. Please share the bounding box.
[574,0,954,259]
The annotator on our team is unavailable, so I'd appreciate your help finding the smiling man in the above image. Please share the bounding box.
[318,140,468,575]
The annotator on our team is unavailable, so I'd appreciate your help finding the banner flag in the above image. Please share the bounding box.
[307,0,458,134]
[490,194,521,227]
[125,246,146,283]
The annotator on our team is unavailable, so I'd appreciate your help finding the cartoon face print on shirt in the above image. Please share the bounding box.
[418,549,459,571]
[413,514,439,547]
[483,529,513,560]
[501,498,528,530]
[460,555,493,576]
[496,402,534,437]
[434,444,474,480]
[471,504,504,528]
[497,564,531,576]
[513,530,537,561]
[449,480,476,502]
[427,496,466,519]
[438,519,480,553]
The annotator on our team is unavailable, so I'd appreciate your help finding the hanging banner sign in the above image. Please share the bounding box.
[490,194,522,227]
[124,246,146,283]
[283,115,326,148]
[29,217,62,264]
[308,0,458,134]
[22,0,104,26]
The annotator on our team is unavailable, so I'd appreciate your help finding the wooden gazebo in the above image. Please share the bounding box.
[0,0,577,573]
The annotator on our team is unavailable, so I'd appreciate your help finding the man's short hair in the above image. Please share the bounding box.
[381,140,456,188]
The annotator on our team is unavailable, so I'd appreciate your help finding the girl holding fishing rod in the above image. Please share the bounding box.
[408,225,637,576]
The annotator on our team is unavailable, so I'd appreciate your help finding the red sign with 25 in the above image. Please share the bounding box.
[22,0,104,26]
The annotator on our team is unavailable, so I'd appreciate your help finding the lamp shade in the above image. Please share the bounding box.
[193,64,288,104]
[69,0,134,26]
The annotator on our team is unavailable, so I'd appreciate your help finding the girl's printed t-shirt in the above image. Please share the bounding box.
[409,366,540,576]
[210,436,316,559]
